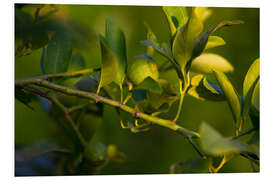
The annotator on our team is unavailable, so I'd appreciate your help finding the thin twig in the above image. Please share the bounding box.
[20,85,87,149]
[50,96,87,149]
[16,68,100,83]
[67,102,91,113]
[231,128,256,140]
[187,137,206,159]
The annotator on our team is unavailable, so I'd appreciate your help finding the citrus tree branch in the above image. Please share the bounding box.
[15,77,200,139]
[16,68,100,82]
[21,85,88,149]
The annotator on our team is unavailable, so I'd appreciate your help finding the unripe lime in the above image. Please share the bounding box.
[127,58,159,85]
[84,142,108,166]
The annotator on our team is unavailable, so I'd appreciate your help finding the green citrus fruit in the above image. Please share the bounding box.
[127,58,159,85]
[84,142,108,166]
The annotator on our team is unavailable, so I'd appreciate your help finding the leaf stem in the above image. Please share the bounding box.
[214,156,226,173]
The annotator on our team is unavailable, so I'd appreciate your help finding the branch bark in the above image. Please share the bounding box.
[15,77,200,139]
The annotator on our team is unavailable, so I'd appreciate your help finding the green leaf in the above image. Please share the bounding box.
[97,35,119,94]
[249,106,260,129]
[134,77,162,94]
[45,32,72,74]
[243,59,260,129]
[214,70,242,129]
[212,20,244,33]
[105,18,127,86]
[162,6,188,36]
[146,79,178,112]
[252,80,260,111]
[185,20,243,72]
[199,122,247,156]
[188,74,225,101]
[242,77,259,128]
[15,86,35,110]
[190,53,234,74]
[75,76,99,93]
[140,40,174,62]
[15,141,70,162]
[170,158,210,174]
[15,8,34,40]
[243,58,260,108]
[140,40,182,79]
[67,53,86,72]
[205,36,226,50]
[60,53,87,86]
[194,7,212,22]
[144,22,159,56]
[172,7,204,74]
[30,22,50,50]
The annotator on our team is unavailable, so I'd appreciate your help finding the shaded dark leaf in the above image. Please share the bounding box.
[188,74,225,101]
[45,31,72,74]
[134,77,162,94]
[170,158,210,174]
[15,86,35,109]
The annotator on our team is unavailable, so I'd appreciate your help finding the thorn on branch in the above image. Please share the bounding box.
[117,102,123,108]
[132,111,140,118]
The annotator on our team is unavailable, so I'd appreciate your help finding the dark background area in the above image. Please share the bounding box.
[15,5,259,174]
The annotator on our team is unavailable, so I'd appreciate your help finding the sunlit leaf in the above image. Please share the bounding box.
[45,32,72,74]
[243,58,260,98]
[214,70,241,128]
[105,18,127,86]
[242,76,259,129]
[127,55,159,85]
[186,20,243,72]
[162,6,188,36]
[172,7,203,74]
[194,7,212,22]
[190,53,234,74]
[188,74,225,101]
[243,58,260,112]
[205,36,226,50]
[170,158,210,174]
[144,22,159,56]
[97,35,119,94]
[212,20,244,33]
[199,122,247,156]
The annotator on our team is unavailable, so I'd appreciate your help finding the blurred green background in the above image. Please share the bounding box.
[15,4,259,174]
